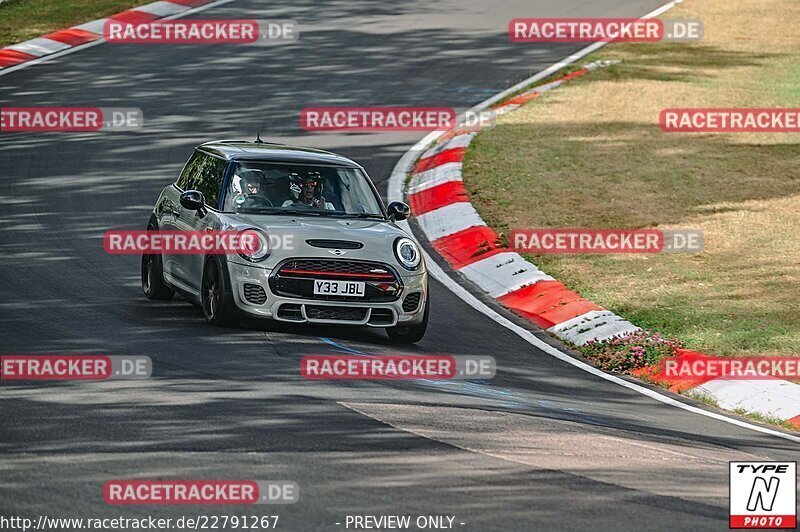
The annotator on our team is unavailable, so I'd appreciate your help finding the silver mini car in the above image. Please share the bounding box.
[142,139,429,343]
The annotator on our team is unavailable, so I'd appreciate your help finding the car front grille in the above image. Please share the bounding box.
[270,258,402,302]
[277,259,395,280]
[305,305,368,322]
[274,303,396,326]
[305,239,363,250]
[243,283,267,305]
[402,292,421,313]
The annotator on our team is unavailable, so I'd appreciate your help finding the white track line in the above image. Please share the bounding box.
[389,0,800,443]
[0,0,239,78]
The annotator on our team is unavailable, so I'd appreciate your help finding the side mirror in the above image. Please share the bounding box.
[387,201,411,222]
[180,190,206,217]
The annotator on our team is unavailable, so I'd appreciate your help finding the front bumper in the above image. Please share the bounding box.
[226,260,427,327]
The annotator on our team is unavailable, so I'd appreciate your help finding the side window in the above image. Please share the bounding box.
[192,154,227,209]
[176,151,204,190]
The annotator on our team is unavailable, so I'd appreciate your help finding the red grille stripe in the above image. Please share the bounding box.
[279,268,395,280]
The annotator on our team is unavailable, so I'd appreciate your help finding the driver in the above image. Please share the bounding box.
[233,170,271,209]
[283,171,334,210]
[244,176,262,196]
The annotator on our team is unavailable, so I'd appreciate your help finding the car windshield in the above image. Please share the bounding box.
[222,162,385,218]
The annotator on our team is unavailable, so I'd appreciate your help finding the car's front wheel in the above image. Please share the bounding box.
[201,258,234,326]
[387,294,429,344]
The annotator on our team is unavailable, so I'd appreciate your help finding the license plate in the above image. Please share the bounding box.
[313,279,365,297]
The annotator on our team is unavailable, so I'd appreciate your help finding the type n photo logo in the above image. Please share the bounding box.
[730,462,796,529]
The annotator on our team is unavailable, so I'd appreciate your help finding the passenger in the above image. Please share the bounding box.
[283,172,334,210]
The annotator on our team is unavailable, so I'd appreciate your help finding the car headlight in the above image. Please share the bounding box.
[394,237,421,270]
[238,228,270,262]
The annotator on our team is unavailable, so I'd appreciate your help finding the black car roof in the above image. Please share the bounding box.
[197,140,361,168]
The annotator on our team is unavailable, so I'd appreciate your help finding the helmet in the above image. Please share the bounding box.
[240,170,266,194]
[288,171,324,201]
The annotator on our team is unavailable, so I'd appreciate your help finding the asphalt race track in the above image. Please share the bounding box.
[1,1,798,530]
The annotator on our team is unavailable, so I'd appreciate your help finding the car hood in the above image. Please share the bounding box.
[217,213,420,270]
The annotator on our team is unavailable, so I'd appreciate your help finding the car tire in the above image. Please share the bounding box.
[386,294,429,344]
[201,257,234,326]
[141,223,174,301]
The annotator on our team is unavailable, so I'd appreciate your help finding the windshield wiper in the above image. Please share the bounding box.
[250,209,384,219]
[265,209,323,216]
[327,212,385,220]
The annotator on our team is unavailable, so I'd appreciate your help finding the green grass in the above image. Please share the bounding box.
[463,0,800,359]
[0,0,144,47]
[733,407,798,431]
[684,390,719,408]
[770,56,800,104]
